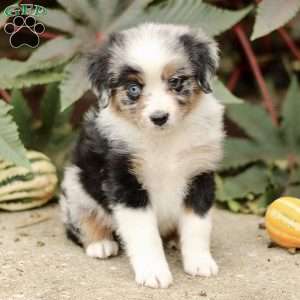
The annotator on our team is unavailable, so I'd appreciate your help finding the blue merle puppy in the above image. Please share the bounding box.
[60,23,224,288]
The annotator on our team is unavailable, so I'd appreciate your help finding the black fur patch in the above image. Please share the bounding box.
[179,34,217,93]
[72,117,149,211]
[184,172,215,216]
[66,227,83,247]
[104,153,149,208]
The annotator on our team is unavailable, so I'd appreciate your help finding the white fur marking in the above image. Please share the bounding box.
[86,240,119,259]
[179,210,218,277]
[114,206,173,288]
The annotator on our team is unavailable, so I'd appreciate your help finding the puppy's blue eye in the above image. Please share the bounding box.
[127,83,142,99]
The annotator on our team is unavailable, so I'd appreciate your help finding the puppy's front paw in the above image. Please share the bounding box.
[184,253,218,277]
[134,261,173,288]
[86,240,119,259]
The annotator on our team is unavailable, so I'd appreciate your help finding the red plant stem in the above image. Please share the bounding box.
[0,89,11,103]
[233,24,278,126]
[227,65,243,91]
[40,32,62,40]
[95,32,105,44]
[277,27,300,61]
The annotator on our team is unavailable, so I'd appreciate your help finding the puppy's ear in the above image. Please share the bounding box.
[179,32,219,93]
[87,51,110,108]
[87,33,123,109]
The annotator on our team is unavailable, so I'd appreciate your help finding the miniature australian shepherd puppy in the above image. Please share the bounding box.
[60,23,224,288]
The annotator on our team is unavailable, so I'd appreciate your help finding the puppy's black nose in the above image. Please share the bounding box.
[150,111,169,126]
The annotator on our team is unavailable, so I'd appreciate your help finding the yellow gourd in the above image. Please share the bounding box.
[265,197,300,249]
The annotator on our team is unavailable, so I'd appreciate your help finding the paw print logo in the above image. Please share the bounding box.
[4,16,45,48]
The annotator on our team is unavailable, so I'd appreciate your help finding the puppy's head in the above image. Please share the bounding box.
[88,23,218,131]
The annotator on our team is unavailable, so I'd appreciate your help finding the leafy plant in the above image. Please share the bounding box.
[0,0,300,214]
[0,100,30,168]
[9,84,76,178]
[251,0,300,40]
[217,76,300,214]
[0,0,252,110]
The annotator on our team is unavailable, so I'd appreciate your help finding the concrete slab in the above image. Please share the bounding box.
[0,204,299,300]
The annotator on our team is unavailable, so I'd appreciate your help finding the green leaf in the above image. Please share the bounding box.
[25,38,80,72]
[251,0,300,40]
[0,38,79,88]
[60,58,90,111]
[57,0,97,27]
[269,167,289,189]
[107,0,153,32]
[0,70,64,89]
[33,83,69,150]
[40,83,61,135]
[0,100,30,168]
[217,166,269,201]
[226,102,283,150]
[36,9,76,33]
[285,184,300,198]
[227,199,241,212]
[282,76,300,153]
[220,138,262,170]
[111,0,252,36]
[246,195,268,215]
[213,79,243,104]
[0,59,28,81]
[94,0,120,29]
[10,90,33,147]
[290,167,300,184]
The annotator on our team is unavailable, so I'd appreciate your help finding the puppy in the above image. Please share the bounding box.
[60,23,224,288]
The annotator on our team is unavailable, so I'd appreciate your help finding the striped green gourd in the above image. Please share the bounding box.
[0,150,58,211]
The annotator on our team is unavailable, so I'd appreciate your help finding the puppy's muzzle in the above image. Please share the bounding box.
[150,111,169,127]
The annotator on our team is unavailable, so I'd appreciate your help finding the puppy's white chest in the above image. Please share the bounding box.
[141,149,188,235]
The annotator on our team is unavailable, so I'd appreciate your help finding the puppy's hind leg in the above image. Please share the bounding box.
[81,212,119,259]
[60,166,118,259]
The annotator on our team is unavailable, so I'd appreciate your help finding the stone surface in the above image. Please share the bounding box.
[0,204,299,300]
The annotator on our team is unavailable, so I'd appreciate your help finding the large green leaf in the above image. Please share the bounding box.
[0,38,80,88]
[40,83,61,136]
[25,37,80,72]
[36,9,76,33]
[110,0,252,36]
[0,59,28,82]
[33,83,64,150]
[60,58,90,111]
[57,0,98,28]
[95,0,120,29]
[107,0,154,32]
[0,70,64,89]
[282,76,300,154]
[213,79,243,104]
[221,138,262,170]
[10,90,33,147]
[216,166,269,201]
[0,100,30,168]
[226,102,283,151]
[251,0,300,40]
